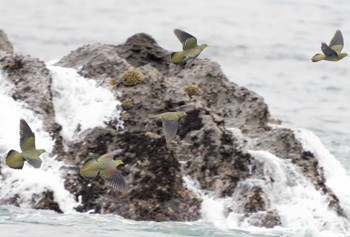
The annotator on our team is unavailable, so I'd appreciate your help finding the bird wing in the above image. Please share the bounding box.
[161,117,179,143]
[23,153,42,168]
[80,158,99,178]
[329,30,344,53]
[321,43,338,57]
[19,119,36,152]
[100,168,127,192]
[6,150,24,169]
[174,29,198,50]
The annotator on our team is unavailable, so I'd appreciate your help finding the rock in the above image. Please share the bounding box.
[247,210,282,228]
[64,128,201,221]
[0,29,13,55]
[0,32,346,227]
[56,44,131,81]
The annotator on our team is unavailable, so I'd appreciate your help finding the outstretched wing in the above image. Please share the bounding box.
[174,29,198,50]
[24,154,42,168]
[19,119,36,152]
[161,117,179,143]
[100,168,127,192]
[329,30,344,53]
[321,43,338,57]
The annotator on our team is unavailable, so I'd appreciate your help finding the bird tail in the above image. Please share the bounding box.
[6,150,25,169]
[80,158,99,178]
[24,156,42,168]
[311,54,326,62]
[149,114,160,120]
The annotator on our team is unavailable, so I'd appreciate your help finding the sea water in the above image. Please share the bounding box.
[0,0,350,236]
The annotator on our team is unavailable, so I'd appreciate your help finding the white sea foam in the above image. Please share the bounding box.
[294,128,350,218]
[48,65,122,141]
[0,72,79,213]
[183,144,350,237]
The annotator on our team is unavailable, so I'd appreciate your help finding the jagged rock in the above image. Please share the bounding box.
[64,128,201,221]
[254,128,345,216]
[0,32,346,227]
[56,44,131,81]
[247,210,282,228]
[0,29,13,55]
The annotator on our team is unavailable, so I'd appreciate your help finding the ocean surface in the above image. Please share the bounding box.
[1,0,350,236]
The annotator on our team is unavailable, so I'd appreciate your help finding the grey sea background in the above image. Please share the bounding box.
[0,0,350,236]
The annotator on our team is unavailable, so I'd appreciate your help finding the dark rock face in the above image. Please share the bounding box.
[0,31,345,227]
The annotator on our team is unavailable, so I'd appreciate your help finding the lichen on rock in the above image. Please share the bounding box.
[120,69,144,86]
[184,84,203,97]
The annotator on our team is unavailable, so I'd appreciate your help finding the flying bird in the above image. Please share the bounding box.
[80,150,127,192]
[170,29,208,66]
[311,30,348,62]
[5,119,46,169]
[150,111,187,143]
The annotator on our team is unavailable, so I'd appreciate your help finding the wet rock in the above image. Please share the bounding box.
[247,210,282,228]
[254,128,345,216]
[64,128,201,221]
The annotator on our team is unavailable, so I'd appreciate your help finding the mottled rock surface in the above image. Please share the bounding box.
[0,31,345,227]
[0,29,13,55]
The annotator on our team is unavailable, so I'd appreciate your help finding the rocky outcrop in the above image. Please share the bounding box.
[0,31,345,227]
[0,29,13,55]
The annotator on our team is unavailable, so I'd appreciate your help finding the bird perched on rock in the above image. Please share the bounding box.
[150,111,187,143]
[170,29,208,67]
[311,30,348,62]
[5,119,46,169]
[80,150,127,192]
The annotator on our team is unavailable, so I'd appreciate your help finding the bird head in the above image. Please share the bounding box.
[177,111,187,118]
[200,43,208,49]
[38,149,46,155]
[339,53,348,59]
[114,159,124,168]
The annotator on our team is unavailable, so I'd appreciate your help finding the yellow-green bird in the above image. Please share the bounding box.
[150,111,187,143]
[80,150,127,192]
[311,30,348,62]
[170,29,208,66]
[5,119,46,169]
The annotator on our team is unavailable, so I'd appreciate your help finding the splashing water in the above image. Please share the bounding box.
[0,72,79,213]
[183,128,350,237]
[48,65,122,141]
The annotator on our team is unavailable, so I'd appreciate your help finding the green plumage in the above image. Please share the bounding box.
[80,150,127,192]
[170,29,208,66]
[5,119,46,169]
[150,111,187,143]
[312,30,348,62]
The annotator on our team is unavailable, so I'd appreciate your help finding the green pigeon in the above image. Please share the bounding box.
[150,111,187,143]
[170,29,208,66]
[311,30,348,62]
[80,150,127,192]
[5,119,46,169]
